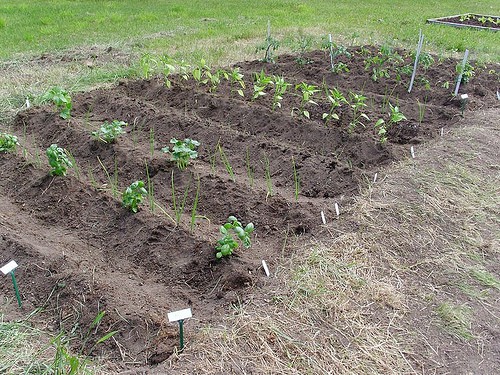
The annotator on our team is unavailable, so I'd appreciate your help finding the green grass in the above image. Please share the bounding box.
[0,1,498,61]
[436,302,474,340]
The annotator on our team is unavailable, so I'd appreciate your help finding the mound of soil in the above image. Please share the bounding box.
[1,47,499,370]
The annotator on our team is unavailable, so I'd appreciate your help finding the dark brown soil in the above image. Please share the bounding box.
[430,14,500,30]
[0,47,499,372]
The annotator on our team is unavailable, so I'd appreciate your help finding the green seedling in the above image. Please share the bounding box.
[159,55,176,88]
[171,171,191,225]
[162,138,200,170]
[92,120,127,143]
[228,67,245,97]
[388,103,407,124]
[256,20,279,63]
[322,39,351,73]
[252,70,273,100]
[122,180,148,213]
[272,75,291,110]
[374,119,388,144]
[292,33,314,66]
[192,59,211,85]
[322,87,347,124]
[293,82,319,119]
[348,92,370,133]
[263,155,273,198]
[215,216,255,259]
[0,133,19,152]
[46,144,73,176]
[456,61,475,84]
[292,156,300,202]
[218,144,235,182]
[42,87,72,119]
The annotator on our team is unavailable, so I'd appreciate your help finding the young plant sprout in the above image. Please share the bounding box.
[42,87,72,119]
[272,75,291,110]
[92,120,127,143]
[348,92,370,132]
[46,144,73,176]
[374,103,407,144]
[162,138,200,170]
[122,180,148,213]
[456,61,475,84]
[159,55,176,88]
[293,82,319,119]
[388,103,407,124]
[0,133,19,152]
[228,67,246,97]
[215,216,255,259]
[322,87,348,124]
[252,70,273,100]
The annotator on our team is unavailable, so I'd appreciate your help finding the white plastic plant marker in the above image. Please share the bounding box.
[1,260,18,275]
[321,210,326,224]
[335,203,340,217]
[497,90,500,100]
[168,308,192,352]
[373,173,378,183]
[168,308,192,322]
[1,260,21,307]
[460,94,469,100]
[25,98,30,109]
[440,128,444,136]
[411,146,415,159]
[261,260,270,277]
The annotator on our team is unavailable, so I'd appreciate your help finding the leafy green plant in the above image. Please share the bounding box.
[292,33,314,66]
[256,21,279,63]
[388,103,407,124]
[374,103,407,144]
[159,55,176,88]
[374,118,388,144]
[322,40,351,73]
[162,138,200,170]
[292,82,319,119]
[215,216,255,259]
[0,132,19,152]
[456,61,475,84]
[272,75,291,110]
[91,120,127,143]
[42,87,72,119]
[192,58,211,85]
[122,180,148,213]
[322,87,347,124]
[228,67,245,97]
[348,92,369,133]
[252,70,273,100]
[139,53,157,79]
[46,144,73,176]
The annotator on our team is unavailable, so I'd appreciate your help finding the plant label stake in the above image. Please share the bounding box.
[410,146,415,159]
[261,260,270,277]
[168,308,192,352]
[334,203,340,217]
[328,34,334,70]
[373,173,378,183]
[408,29,424,93]
[460,94,469,116]
[321,210,326,224]
[440,127,444,137]
[1,260,22,308]
[454,49,469,96]
[25,98,30,108]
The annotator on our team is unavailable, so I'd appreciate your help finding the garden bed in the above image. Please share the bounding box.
[1,45,499,370]
[427,14,500,31]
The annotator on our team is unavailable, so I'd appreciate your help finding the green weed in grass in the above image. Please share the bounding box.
[436,302,473,340]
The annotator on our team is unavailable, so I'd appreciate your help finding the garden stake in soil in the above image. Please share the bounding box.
[1,260,21,308]
[335,203,340,217]
[460,94,469,116]
[261,260,270,277]
[411,146,415,159]
[321,211,326,224]
[167,308,192,352]
[408,29,424,93]
[454,49,469,96]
